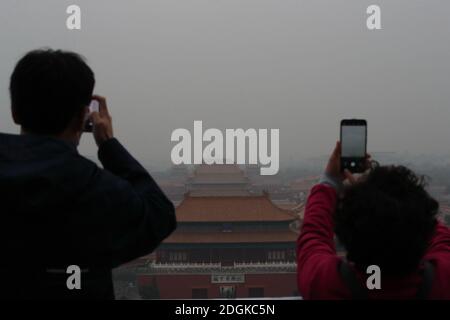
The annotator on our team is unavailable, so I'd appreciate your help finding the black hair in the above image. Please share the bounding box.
[334,165,439,276]
[9,49,95,134]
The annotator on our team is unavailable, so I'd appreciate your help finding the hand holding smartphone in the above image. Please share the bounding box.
[340,119,367,173]
[83,100,99,132]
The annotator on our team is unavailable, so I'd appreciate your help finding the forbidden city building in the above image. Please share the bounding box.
[121,164,300,299]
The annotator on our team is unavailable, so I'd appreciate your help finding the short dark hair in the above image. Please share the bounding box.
[335,165,439,276]
[10,49,95,134]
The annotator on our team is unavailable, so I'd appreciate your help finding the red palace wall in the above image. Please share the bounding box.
[138,273,298,299]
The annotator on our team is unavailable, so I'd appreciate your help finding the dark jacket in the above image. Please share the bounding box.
[0,133,176,299]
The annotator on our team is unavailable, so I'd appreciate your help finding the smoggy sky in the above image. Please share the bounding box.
[0,0,449,170]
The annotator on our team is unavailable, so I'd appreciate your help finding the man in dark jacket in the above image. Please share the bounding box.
[0,49,177,299]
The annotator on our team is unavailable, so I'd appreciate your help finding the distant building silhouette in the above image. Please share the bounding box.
[187,164,251,196]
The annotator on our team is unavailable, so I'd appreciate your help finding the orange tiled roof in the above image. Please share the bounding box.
[164,230,297,243]
[175,194,295,222]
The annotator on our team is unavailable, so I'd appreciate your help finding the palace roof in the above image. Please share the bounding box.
[175,193,296,223]
[188,164,250,185]
[164,230,297,243]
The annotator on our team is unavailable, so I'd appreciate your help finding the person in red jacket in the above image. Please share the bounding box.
[297,142,450,299]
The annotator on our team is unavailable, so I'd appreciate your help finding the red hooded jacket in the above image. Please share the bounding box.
[296,183,450,299]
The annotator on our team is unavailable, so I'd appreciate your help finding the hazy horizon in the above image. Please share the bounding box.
[1,0,449,170]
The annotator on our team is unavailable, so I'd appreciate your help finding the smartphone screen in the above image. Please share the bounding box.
[341,125,366,157]
[340,119,367,172]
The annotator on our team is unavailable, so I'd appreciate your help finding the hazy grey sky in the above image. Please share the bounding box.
[0,0,449,169]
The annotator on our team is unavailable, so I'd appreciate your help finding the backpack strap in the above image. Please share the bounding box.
[339,260,368,300]
[415,260,434,300]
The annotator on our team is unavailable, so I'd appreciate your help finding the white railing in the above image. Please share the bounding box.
[137,261,296,274]
[152,262,222,270]
[234,261,296,268]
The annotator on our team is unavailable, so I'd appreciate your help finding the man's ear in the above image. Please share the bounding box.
[11,107,21,125]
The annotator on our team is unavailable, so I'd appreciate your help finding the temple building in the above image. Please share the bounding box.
[135,191,298,298]
[119,164,300,299]
[186,164,251,196]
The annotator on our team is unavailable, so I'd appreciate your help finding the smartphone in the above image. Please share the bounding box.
[340,119,367,173]
[83,100,99,132]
